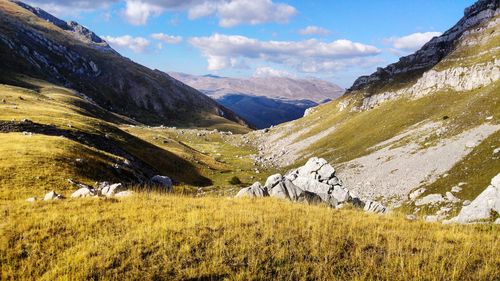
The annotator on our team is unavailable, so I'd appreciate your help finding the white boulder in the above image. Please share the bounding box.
[265,174,283,189]
[235,182,268,198]
[291,176,331,194]
[71,187,97,198]
[44,191,63,201]
[448,173,500,223]
[100,183,126,197]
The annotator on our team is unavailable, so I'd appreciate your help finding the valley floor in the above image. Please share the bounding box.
[1,194,499,280]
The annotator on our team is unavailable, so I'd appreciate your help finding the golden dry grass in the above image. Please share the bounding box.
[1,195,499,280]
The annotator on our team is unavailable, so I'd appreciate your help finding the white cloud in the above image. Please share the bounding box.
[122,0,165,25]
[150,33,183,44]
[189,33,381,72]
[385,31,442,52]
[103,35,150,53]
[26,0,117,16]
[27,0,296,27]
[214,0,296,27]
[298,26,331,36]
[253,67,294,78]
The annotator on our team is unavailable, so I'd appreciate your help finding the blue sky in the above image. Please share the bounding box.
[27,0,476,87]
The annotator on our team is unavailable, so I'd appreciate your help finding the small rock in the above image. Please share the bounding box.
[446,192,460,203]
[415,194,444,206]
[405,214,417,221]
[465,141,476,148]
[1,99,5,103]
[493,148,500,155]
[451,185,462,193]
[115,190,134,197]
[458,182,467,187]
[485,116,493,120]
[26,197,36,202]
[71,187,96,198]
[44,191,63,201]
[462,200,471,206]
[100,183,126,197]
[409,188,426,201]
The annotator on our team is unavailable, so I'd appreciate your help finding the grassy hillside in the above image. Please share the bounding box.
[0,78,257,200]
[1,195,499,280]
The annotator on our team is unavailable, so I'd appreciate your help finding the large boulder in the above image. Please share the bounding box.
[296,157,328,179]
[331,185,350,203]
[270,179,305,201]
[150,175,173,192]
[291,176,331,194]
[235,182,268,198]
[265,173,283,189]
[447,173,500,223]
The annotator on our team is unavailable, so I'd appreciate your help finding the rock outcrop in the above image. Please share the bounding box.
[235,157,388,213]
[446,173,500,223]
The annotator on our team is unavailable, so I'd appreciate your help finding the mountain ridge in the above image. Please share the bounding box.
[0,0,249,129]
[349,0,499,96]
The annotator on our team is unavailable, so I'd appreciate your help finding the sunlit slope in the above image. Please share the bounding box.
[0,79,258,199]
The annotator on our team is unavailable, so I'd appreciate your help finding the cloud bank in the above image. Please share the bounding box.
[189,34,381,73]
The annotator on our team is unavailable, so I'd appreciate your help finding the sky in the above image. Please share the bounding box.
[26,0,476,88]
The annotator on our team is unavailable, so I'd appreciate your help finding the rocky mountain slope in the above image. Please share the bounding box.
[169,72,344,128]
[250,0,499,221]
[0,0,248,128]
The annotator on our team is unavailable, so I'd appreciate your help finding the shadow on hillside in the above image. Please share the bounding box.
[0,120,212,186]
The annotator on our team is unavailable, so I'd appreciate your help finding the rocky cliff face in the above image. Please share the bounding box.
[0,0,248,128]
[349,0,499,95]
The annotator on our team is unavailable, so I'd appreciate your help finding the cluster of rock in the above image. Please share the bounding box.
[236,157,387,213]
[446,173,500,224]
[27,175,173,202]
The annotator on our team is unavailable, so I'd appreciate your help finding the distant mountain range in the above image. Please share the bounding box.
[169,72,345,128]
